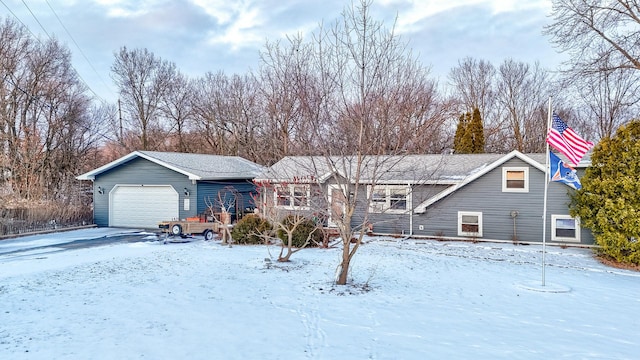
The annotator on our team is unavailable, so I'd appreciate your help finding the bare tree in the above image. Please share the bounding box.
[191,71,266,162]
[448,57,496,119]
[0,18,96,201]
[161,71,194,153]
[258,36,305,161]
[572,67,640,141]
[191,71,227,155]
[262,0,443,285]
[111,47,176,151]
[253,180,323,262]
[447,57,501,150]
[494,59,550,153]
[544,0,640,74]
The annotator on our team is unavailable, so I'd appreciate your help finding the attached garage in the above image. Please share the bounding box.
[110,185,179,228]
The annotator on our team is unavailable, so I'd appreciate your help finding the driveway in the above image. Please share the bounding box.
[0,227,163,262]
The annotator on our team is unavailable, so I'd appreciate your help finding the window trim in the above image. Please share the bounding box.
[551,215,581,242]
[367,185,411,214]
[458,211,483,237]
[502,167,529,193]
[274,184,311,210]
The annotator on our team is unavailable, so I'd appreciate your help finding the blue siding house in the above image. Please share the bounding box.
[76,151,263,229]
[257,151,594,246]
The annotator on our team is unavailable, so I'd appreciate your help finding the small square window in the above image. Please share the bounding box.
[502,167,529,193]
[458,211,482,237]
[389,189,407,210]
[506,171,525,188]
[552,215,580,242]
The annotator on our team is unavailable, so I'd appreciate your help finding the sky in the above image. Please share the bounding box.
[1,227,639,359]
[1,0,564,103]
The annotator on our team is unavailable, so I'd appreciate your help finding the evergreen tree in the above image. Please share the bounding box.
[467,108,485,153]
[453,112,472,153]
[454,109,484,154]
[570,120,640,265]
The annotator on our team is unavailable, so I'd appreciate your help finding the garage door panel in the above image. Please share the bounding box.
[110,185,178,228]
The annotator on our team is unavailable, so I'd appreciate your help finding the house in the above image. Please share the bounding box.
[255,151,594,246]
[76,151,264,229]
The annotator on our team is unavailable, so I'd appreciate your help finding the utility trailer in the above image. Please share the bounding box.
[158,219,220,241]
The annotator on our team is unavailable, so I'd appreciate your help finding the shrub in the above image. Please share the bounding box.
[571,120,640,266]
[277,215,323,248]
[231,214,272,245]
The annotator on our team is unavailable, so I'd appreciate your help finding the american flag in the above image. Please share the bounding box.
[546,113,594,166]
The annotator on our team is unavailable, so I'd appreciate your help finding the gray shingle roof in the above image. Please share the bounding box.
[76,151,264,181]
[257,153,522,184]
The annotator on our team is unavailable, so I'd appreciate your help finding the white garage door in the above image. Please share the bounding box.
[110,185,179,228]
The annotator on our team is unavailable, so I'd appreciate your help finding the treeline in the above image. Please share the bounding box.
[1,0,639,224]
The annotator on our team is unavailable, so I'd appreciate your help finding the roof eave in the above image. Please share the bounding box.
[75,151,202,181]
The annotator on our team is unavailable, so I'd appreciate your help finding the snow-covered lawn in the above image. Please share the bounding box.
[1,228,639,359]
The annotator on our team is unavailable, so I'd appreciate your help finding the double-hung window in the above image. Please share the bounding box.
[458,211,483,237]
[551,215,580,242]
[368,185,411,214]
[275,184,310,209]
[502,167,529,192]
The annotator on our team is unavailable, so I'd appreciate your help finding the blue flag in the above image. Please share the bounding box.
[549,151,581,190]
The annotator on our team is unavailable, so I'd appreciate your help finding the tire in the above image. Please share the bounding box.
[203,229,214,241]
[171,224,183,236]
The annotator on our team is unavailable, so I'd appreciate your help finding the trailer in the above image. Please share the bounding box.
[158,219,220,241]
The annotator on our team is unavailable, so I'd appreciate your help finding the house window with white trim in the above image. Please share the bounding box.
[368,185,411,213]
[502,167,529,192]
[458,211,483,237]
[275,184,310,209]
[551,215,580,242]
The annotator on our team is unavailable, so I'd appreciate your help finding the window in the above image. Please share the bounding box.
[274,184,310,209]
[458,211,483,237]
[292,186,308,207]
[551,215,580,242]
[368,185,411,213]
[276,187,291,207]
[502,167,529,192]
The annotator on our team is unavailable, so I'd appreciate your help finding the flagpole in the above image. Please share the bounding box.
[541,97,552,286]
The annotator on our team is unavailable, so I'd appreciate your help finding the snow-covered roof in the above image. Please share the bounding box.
[256,151,578,213]
[256,153,511,185]
[76,151,264,181]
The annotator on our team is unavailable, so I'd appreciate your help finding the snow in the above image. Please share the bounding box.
[1,228,639,359]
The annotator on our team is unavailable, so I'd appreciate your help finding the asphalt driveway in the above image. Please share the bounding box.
[0,227,163,262]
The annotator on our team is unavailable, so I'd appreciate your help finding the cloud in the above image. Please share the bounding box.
[376,0,551,36]
[199,2,265,50]
[91,0,159,18]
[192,0,323,52]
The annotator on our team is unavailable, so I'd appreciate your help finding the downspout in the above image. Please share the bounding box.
[409,183,413,236]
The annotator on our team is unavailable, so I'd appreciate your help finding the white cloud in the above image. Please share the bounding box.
[188,0,268,50]
[91,0,158,18]
[378,0,551,35]
[191,0,237,24]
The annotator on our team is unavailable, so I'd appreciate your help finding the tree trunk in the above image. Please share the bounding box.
[336,243,351,285]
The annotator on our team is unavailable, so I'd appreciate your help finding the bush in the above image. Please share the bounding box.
[571,120,640,266]
[231,214,272,245]
[594,231,640,266]
[277,215,323,248]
